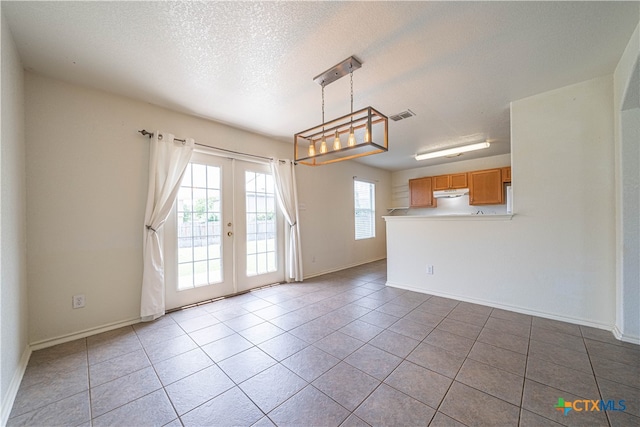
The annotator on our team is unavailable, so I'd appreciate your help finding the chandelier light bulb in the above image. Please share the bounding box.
[348,125,356,147]
[333,130,342,150]
[320,137,328,154]
[308,141,316,156]
[364,125,371,143]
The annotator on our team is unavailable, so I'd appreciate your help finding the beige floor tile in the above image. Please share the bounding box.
[217,346,276,384]
[90,366,161,417]
[164,365,234,415]
[407,342,466,379]
[477,327,530,354]
[467,341,527,376]
[282,346,339,382]
[339,319,385,342]
[423,329,475,356]
[92,389,176,427]
[10,366,88,418]
[597,377,640,418]
[369,329,420,358]
[528,338,593,373]
[200,332,253,362]
[344,344,402,381]
[384,360,452,408]
[521,379,608,425]
[526,357,600,399]
[358,310,399,329]
[440,381,520,426]
[484,316,531,338]
[257,332,309,361]
[355,383,435,426]
[388,317,433,341]
[239,364,307,413]
[456,358,524,406]
[9,260,640,427]
[314,331,365,359]
[153,347,214,386]
[313,362,380,411]
[268,385,349,426]
[7,391,90,427]
[180,386,263,427]
[428,411,466,427]
[435,317,483,340]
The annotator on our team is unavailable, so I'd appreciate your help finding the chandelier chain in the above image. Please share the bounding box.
[321,81,325,125]
[350,65,354,114]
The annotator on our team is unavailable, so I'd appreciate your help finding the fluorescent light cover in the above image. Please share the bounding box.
[415,141,490,161]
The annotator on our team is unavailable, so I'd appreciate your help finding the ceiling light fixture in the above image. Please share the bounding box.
[294,56,388,166]
[415,141,490,161]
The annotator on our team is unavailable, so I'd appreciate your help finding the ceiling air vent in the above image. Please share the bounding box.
[389,109,416,122]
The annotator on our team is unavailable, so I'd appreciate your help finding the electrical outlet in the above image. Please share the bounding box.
[72,294,85,309]
[426,265,434,275]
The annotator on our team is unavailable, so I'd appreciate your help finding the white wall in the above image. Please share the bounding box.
[391,154,511,216]
[24,72,390,345]
[297,163,390,277]
[1,12,29,425]
[613,20,640,342]
[387,76,617,330]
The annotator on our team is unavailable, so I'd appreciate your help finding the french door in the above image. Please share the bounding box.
[164,152,284,310]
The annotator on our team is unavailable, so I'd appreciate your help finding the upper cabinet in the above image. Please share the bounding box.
[468,168,503,205]
[409,177,437,208]
[433,173,468,190]
[502,166,512,183]
[406,165,509,209]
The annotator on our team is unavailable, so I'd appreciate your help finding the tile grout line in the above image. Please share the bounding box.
[16,263,638,427]
[429,305,489,427]
[582,328,612,427]
[516,317,532,427]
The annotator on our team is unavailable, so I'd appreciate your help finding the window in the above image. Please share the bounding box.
[176,163,222,290]
[354,179,375,240]
[245,171,277,276]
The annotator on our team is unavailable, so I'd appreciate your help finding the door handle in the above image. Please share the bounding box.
[227,231,233,237]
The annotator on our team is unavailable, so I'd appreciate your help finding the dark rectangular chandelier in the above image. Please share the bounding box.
[294,56,388,166]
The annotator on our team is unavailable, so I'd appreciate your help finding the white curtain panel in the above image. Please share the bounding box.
[141,132,194,320]
[270,159,303,282]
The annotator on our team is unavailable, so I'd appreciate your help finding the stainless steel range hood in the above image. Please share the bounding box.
[433,188,469,198]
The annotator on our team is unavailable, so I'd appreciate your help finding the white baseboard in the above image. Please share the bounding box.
[29,317,141,351]
[1,345,31,427]
[612,324,640,345]
[303,257,386,280]
[386,280,614,332]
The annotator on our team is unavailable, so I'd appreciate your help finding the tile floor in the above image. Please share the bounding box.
[8,260,640,426]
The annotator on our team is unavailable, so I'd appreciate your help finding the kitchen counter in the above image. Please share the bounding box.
[383,214,513,221]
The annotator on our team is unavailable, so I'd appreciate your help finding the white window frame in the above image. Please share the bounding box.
[354,179,376,240]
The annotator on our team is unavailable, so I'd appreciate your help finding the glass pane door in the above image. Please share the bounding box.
[177,162,223,289]
[235,162,284,293]
[165,154,233,309]
[165,155,284,310]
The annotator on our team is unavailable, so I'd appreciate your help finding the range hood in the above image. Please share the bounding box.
[433,188,469,198]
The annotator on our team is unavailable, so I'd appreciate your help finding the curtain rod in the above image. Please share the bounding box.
[138,129,275,162]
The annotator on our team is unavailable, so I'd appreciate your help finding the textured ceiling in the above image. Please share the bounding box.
[3,1,639,171]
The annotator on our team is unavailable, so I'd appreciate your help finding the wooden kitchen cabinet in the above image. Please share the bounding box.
[409,177,437,207]
[468,168,503,205]
[433,173,468,190]
[502,167,511,183]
